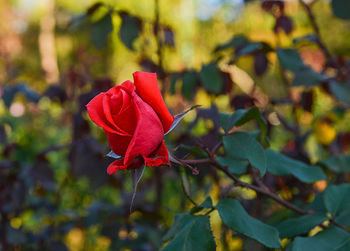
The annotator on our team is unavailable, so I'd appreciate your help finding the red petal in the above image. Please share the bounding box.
[133,71,174,132]
[124,93,164,166]
[103,94,132,136]
[86,92,123,134]
[144,141,170,167]
[105,130,132,156]
[107,158,127,175]
[107,157,144,175]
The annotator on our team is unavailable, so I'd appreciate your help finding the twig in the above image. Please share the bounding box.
[298,0,336,68]
[182,157,310,214]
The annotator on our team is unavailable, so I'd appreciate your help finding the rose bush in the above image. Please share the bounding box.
[86,71,174,174]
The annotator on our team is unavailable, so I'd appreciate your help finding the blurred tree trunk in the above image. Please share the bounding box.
[39,0,59,85]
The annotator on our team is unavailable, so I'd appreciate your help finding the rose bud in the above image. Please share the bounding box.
[86,71,174,174]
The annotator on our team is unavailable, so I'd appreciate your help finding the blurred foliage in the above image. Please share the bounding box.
[1,0,350,250]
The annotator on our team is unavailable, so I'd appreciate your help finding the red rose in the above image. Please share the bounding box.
[86,71,174,175]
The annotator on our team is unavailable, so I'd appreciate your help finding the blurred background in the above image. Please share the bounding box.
[1,0,350,250]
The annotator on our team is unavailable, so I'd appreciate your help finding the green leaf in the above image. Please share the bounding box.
[277,48,304,72]
[118,13,141,50]
[236,42,262,57]
[223,132,266,176]
[277,213,328,238]
[170,73,180,94]
[216,156,248,175]
[336,210,350,226]
[215,34,248,51]
[90,12,113,49]
[291,227,350,251]
[265,149,326,183]
[332,0,350,19]
[163,214,197,241]
[190,197,213,214]
[320,154,350,173]
[216,199,281,248]
[199,63,223,94]
[219,107,267,145]
[330,82,350,106]
[292,67,325,87]
[323,184,350,217]
[182,71,197,101]
[162,215,216,251]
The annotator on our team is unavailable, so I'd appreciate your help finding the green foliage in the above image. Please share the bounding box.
[216,157,248,175]
[291,227,350,251]
[265,149,326,183]
[220,106,267,145]
[277,213,328,238]
[320,154,350,173]
[182,71,197,101]
[332,0,350,19]
[323,184,350,217]
[216,199,281,249]
[90,12,113,49]
[223,132,266,176]
[162,215,216,251]
[329,82,350,106]
[199,63,223,94]
[118,13,142,50]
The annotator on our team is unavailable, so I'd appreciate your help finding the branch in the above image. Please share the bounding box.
[298,0,335,67]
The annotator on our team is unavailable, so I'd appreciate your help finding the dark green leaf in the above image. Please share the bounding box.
[215,34,248,51]
[265,149,326,183]
[332,0,350,19]
[182,71,197,101]
[190,197,213,214]
[219,107,267,145]
[170,73,180,94]
[277,213,328,238]
[320,154,350,173]
[216,156,248,175]
[91,12,113,49]
[323,184,350,217]
[277,48,304,72]
[291,227,350,251]
[118,13,141,50]
[223,132,266,176]
[236,42,262,57]
[292,67,325,87]
[330,82,350,106]
[163,214,197,241]
[162,215,216,251]
[199,63,223,94]
[336,210,350,226]
[308,192,327,213]
[216,199,280,248]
